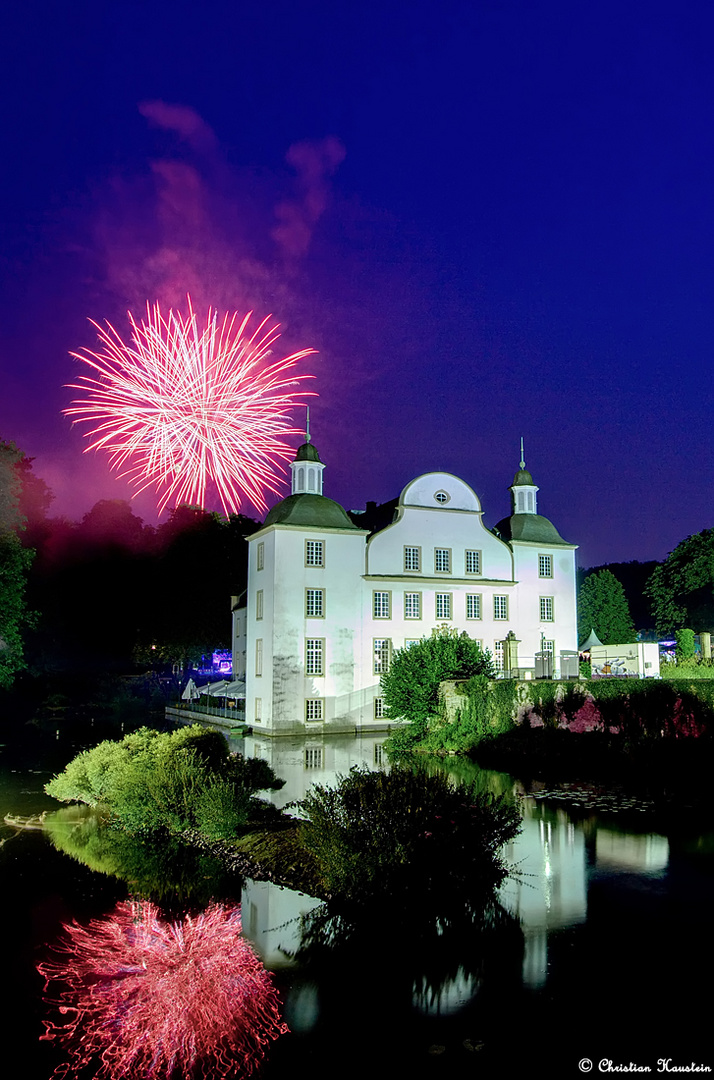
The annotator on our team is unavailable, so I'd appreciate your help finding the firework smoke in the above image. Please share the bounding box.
[65,297,315,515]
[38,901,288,1079]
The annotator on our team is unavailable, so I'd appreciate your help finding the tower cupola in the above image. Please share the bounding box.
[509,438,539,515]
[290,410,325,495]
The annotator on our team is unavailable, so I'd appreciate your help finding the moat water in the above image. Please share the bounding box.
[1,728,713,1080]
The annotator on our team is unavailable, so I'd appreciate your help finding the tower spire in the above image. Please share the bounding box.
[306,406,311,444]
[520,436,526,470]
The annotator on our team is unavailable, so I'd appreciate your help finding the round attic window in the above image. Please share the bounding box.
[434,490,450,504]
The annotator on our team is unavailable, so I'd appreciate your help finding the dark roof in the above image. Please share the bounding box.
[512,468,535,486]
[495,513,571,545]
[294,442,322,463]
[263,493,360,530]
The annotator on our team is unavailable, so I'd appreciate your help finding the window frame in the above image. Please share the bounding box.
[305,539,325,568]
[256,589,264,620]
[538,553,553,578]
[539,596,555,622]
[373,590,392,619]
[256,541,264,571]
[466,593,482,620]
[465,549,482,575]
[435,592,452,619]
[373,637,392,675]
[403,545,421,573]
[493,595,509,621]
[255,638,263,676]
[305,637,325,676]
[305,700,324,723]
[404,591,422,619]
[434,547,452,574]
[305,587,325,618]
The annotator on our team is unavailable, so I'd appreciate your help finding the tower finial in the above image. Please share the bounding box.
[519,436,526,470]
[306,406,311,444]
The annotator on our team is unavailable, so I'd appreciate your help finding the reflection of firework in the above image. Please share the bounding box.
[38,901,289,1079]
[66,297,316,515]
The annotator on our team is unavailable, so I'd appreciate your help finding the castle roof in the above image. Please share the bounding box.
[263,493,361,530]
[495,512,572,545]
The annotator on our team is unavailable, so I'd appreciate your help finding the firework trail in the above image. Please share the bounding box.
[38,900,289,1080]
[65,297,316,515]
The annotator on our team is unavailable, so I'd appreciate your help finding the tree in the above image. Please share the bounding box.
[0,531,35,687]
[380,626,495,725]
[578,569,636,645]
[644,530,714,636]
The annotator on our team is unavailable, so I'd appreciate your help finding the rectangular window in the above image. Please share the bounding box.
[254,697,262,721]
[374,743,384,765]
[304,743,323,764]
[542,639,555,655]
[255,639,263,676]
[403,545,421,572]
[305,638,324,676]
[374,697,385,719]
[493,640,504,671]
[404,591,421,619]
[494,595,509,620]
[465,549,482,575]
[538,554,553,578]
[540,596,554,622]
[435,592,452,619]
[256,542,264,571]
[305,540,324,567]
[305,700,324,724]
[434,547,451,573]
[373,638,392,675]
[256,589,263,620]
[373,591,391,619]
[305,588,325,618]
[466,593,482,620]
[404,638,420,648]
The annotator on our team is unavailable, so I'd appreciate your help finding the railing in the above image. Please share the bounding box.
[171,701,246,721]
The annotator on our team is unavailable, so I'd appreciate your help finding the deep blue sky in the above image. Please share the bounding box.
[1,0,712,567]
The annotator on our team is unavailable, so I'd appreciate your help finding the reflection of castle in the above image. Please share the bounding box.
[234,438,577,733]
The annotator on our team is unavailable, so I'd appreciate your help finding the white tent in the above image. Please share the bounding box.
[181,678,200,701]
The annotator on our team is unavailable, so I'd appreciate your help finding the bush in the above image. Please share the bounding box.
[297,764,520,902]
[45,725,284,838]
[676,628,696,662]
[381,626,495,725]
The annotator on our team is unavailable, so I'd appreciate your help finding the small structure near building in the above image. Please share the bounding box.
[590,642,660,679]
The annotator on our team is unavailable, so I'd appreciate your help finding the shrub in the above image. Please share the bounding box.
[297,765,520,902]
[676,628,696,662]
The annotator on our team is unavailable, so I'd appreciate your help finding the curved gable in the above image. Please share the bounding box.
[399,472,481,512]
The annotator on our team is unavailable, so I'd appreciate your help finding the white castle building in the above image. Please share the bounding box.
[232,439,578,735]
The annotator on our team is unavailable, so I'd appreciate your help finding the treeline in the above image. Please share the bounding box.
[0,440,261,682]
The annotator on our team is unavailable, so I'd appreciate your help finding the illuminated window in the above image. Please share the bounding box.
[434,548,451,573]
[435,593,452,619]
[305,701,324,724]
[256,542,264,571]
[373,591,391,619]
[256,590,263,620]
[465,549,482,575]
[466,594,482,619]
[255,639,263,676]
[373,638,391,674]
[404,545,421,572]
[494,595,509,620]
[538,554,553,578]
[374,698,385,719]
[540,597,554,622]
[404,592,421,619]
[305,588,325,618]
[305,540,324,567]
[305,638,324,676]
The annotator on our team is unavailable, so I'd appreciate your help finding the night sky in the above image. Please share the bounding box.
[1,0,712,568]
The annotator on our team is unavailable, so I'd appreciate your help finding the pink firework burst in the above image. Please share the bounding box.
[38,901,289,1080]
[65,297,316,515]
